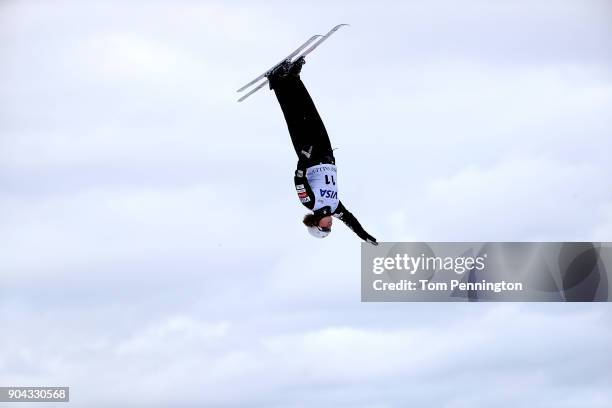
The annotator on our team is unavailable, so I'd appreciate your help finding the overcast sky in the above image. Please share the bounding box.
[1,0,611,407]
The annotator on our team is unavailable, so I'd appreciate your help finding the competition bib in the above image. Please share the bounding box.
[306,164,339,212]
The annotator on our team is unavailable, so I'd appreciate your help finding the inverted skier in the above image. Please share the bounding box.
[266,57,378,245]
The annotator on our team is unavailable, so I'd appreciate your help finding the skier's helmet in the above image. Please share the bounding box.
[307,225,331,239]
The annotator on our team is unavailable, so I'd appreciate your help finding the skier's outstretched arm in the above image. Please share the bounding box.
[334,202,378,245]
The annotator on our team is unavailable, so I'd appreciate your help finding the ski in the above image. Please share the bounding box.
[237,78,269,102]
[236,35,321,93]
[236,24,349,102]
[299,23,349,59]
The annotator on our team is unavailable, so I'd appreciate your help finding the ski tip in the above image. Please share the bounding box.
[318,24,349,36]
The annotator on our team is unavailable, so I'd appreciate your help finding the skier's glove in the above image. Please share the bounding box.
[365,234,378,246]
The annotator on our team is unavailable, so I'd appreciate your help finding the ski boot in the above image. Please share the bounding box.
[289,56,306,77]
[266,57,306,88]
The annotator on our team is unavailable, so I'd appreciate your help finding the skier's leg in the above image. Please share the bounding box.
[269,60,333,160]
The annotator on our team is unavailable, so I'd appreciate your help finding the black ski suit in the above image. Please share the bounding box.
[270,70,377,244]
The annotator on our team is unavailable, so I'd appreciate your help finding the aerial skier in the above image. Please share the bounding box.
[238,26,378,245]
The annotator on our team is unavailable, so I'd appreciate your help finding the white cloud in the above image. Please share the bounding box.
[0,304,609,407]
[0,0,611,406]
[398,156,609,241]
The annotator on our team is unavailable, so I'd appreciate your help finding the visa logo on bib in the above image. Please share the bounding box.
[319,189,338,199]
